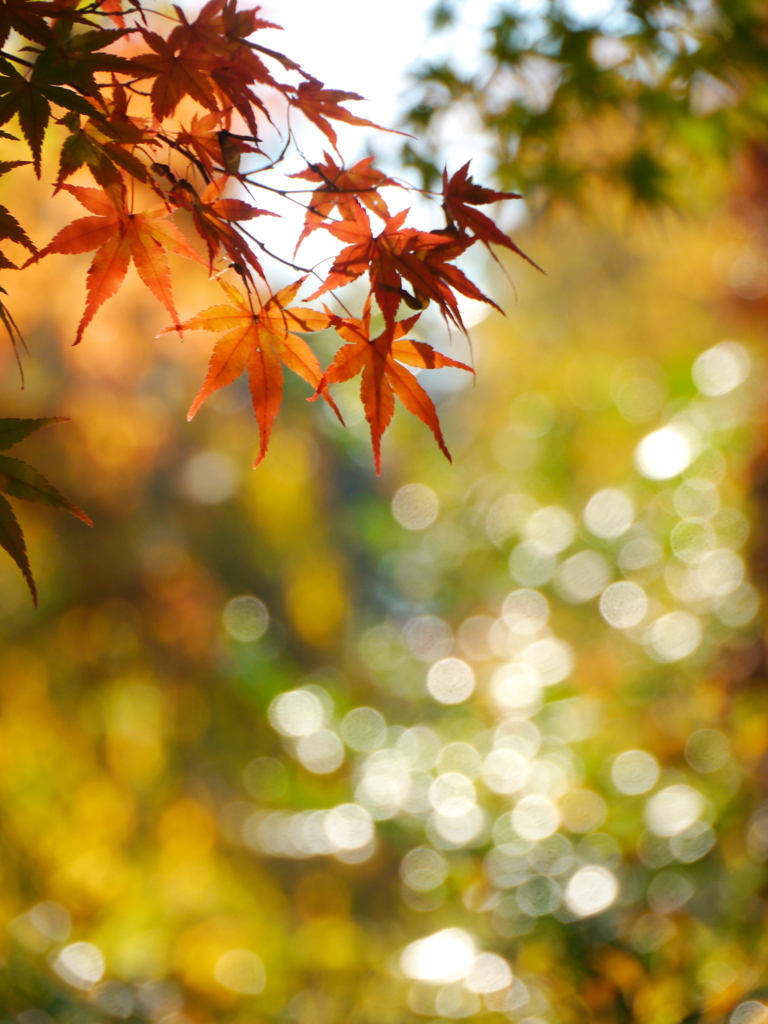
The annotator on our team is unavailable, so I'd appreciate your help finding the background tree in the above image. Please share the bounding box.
[403,0,768,206]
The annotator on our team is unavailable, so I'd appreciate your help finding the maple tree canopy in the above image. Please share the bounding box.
[0,0,533,604]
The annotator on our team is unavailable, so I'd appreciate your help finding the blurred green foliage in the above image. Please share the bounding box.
[403,0,768,206]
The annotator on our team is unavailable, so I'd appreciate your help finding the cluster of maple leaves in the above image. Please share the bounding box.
[0,0,533,602]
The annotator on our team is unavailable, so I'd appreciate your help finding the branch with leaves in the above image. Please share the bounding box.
[0,0,534,603]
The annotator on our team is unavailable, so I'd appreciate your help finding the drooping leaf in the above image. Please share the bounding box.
[169,177,274,281]
[0,203,37,267]
[0,416,67,451]
[30,183,208,342]
[0,492,36,604]
[159,277,341,466]
[442,162,541,269]
[0,56,102,175]
[318,298,473,473]
[56,90,154,193]
[289,77,398,151]
[0,454,92,523]
[0,294,24,371]
[0,417,92,605]
[32,28,133,98]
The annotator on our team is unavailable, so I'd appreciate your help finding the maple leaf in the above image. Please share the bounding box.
[0,417,92,606]
[289,78,397,151]
[0,204,36,268]
[0,286,24,367]
[169,110,230,181]
[443,162,541,269]
[171,0,281,54]
[0,159,36,267]
[169,111,262,182]
[169,177,274,281]
[159,278,341,466]
[290,153,395,251]
[30,183,208,342]
[0,54,102,175]
[97,0,127,28]
[132,3,281,135]
[0,0,71,47]
[318,298,473,473]
[56,94,154,197]
[207,49,278,137]
[133,28,220,122]
[308,205,501,331]
[35,26,133,96]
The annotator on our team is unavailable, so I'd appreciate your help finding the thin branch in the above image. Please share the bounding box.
[238,226,312,274]
[0,51,34,70]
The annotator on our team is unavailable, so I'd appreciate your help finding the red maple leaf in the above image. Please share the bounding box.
[289,78,394,151]
[443,162,541,269]
[133,28,220,121]
[161,277,341,466]
[133,1,285,135]
[308,205,501,331]
[318,298,473,473]
[289,153,395,251]
[169,177,274,281]
[30,184,207,342]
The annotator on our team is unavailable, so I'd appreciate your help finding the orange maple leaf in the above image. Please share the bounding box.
[318,299,473,473]
[443,163,541,270]
[97,0,126,28]
[289,153,395,252]
[308,205,501,331]
[30,184,207,342]
[161,277,341,466]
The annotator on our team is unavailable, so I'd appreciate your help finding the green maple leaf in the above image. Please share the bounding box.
[0,418,92,606]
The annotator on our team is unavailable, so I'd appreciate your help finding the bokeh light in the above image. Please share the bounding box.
[269,689,325,737]
[426,658,475,704]
[635,425,696,480]
[400,929,477,984]
[223,595,270,641]
[564,866,619,917]
[51,943,105,991]
[214,950,266,994]
[611,750,660,794]
[692,341,751,396]
[392,484,440,530]
[583,488,635,539]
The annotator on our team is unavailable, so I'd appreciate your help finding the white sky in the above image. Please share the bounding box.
[260,0,492,130]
